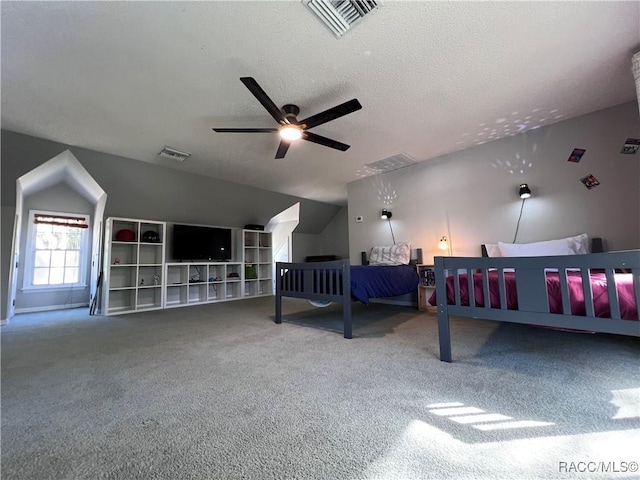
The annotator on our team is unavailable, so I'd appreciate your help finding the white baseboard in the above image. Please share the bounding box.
[14,303,89,314]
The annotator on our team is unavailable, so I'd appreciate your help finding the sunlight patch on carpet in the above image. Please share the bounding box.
[428,402,554,431]
[610,388,640,419]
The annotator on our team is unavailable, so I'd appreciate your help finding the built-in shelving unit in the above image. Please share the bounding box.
[102,217,166,315]
[164,262,243,308]
[102,220,273,315]
[241,230,273,298]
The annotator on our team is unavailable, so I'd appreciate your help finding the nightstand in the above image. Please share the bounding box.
[417,265,436,311]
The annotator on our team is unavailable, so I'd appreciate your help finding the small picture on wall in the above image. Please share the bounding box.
[580,174,601,190]
[620,138,640,155]
[567,148,586,163]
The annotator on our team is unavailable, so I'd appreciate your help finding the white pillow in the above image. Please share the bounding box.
[369,242,411,265]
[498,234,589,257]
[484,243,502,257]
[566,233,590,254]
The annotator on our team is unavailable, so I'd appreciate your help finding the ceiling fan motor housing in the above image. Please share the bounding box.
[282,104,300,123]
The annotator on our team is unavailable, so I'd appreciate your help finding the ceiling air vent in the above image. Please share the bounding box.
[303,0,379,38]
[366,153,416,173]
[159,146,191,162]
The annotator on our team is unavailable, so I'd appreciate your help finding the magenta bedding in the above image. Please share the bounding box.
[428,271,638,321]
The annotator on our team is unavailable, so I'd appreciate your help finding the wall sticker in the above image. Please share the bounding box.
[580,174,601,190]
[567,148,586,163]
[620,138,640,155]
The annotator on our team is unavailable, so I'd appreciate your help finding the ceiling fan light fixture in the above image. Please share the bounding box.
[279,125,303,141]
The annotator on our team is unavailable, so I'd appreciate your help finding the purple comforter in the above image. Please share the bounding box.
[351,265,419,305]
[428,271,638,320]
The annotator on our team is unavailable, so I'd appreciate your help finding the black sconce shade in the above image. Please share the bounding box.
[381,209,392,219]
[519,183,531,199]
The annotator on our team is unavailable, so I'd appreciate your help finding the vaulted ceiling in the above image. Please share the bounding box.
[2,1,638,205]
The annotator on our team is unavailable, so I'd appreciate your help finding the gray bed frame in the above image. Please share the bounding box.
[435,242,640,362]
[275,259,353,338]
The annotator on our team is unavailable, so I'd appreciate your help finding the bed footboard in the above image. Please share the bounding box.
[275,260,352,338]
[435,251,640,362]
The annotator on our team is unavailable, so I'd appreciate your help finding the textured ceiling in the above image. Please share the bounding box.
[2,1,639,205]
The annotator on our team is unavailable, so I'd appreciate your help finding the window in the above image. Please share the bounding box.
[23,210,90,290]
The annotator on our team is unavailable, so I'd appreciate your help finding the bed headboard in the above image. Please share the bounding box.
[481,237,604,257]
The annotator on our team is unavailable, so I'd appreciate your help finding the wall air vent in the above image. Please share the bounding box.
[303,0,379,38]
[366,153,416,173]
[159,146,191,162]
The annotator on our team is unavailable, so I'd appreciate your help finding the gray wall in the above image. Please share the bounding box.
[1,130,345,319]
[348,103,640,271]
[292,206,349,262]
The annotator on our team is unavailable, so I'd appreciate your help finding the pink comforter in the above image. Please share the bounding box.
[428,271,638,321]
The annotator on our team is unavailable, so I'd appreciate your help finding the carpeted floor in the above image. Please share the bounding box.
[2,297,639,479]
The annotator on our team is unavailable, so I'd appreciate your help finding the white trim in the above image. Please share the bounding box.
[14,302,89,314]
[23,209,91,290]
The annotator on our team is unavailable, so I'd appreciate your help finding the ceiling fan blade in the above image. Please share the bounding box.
[299,99,362,130]
[275,140,291,159]
[240,77,286,124]
[302,132,350,151]
[212,128,278,133]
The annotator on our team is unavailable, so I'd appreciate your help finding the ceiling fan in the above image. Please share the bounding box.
[213,77,362,159]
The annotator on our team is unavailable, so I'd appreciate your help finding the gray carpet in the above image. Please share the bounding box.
[2,298,639,480]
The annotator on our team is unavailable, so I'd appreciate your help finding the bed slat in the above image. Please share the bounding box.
[497,269,507,310]
[605,268,621,320]
[515,267,549,313]
[581,269,595,318]
[467,269,475,308]
[482,268,490,310]
[559,269,571,315]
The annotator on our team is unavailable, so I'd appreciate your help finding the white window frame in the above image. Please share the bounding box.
[22,209,91,291]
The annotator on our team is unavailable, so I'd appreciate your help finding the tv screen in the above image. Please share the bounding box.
[172,224,232,261]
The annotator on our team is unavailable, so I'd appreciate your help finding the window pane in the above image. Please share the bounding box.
[36,223,52,233]
[33,268,49,285]
[66,230,81,250]
[65,268,79,283]
[36,231,52,249]
[49,268,64,284]
[35,250,51,267]
[51,232,64,250]
[51,251,65,267]
[65,251,79,267]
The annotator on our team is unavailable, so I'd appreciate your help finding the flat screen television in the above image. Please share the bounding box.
[172,224,232,261]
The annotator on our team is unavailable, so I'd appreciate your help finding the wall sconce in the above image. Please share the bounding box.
[518,183,531,199]
[380,209,395,244]
[513,184,532,242]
